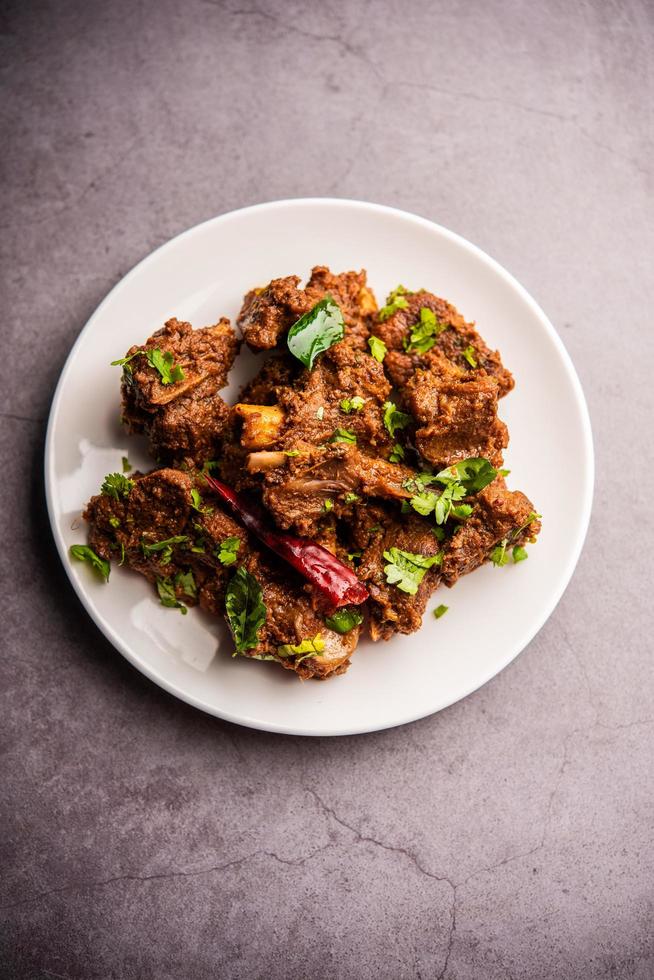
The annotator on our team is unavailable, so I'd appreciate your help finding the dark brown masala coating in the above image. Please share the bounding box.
[81,266,540,678]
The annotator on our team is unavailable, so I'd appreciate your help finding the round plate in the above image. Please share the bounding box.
[45,199,593,736]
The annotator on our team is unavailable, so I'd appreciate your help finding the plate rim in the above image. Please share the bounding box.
[44,197,595,736]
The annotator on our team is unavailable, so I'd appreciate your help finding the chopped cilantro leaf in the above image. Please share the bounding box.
[383,547,442,595]
[101,472,134,500]
[435,457,497,494]
[121,456,132,473]
[382,401,411,438]
[433,604,449,619]
[340,395,365,413]
[329,427,357,445]
[462,345,477,368]
[174,569,196,598]
[109,516,120,529]
[287,296,345,370]
[216,536,241,566]
[110,350,142,370]
[512,545,528,563]
[499,468,511,477]
[389,443,405,463]
[404,306,448,353]
[325,608,364,634]
[490,540,509,566]
[146,348,185,385]
[141,534,189,565]
[70,544,110,581]
[343,492,360,503]
[368,336,387,362]
[378,285,410,321]
[225,566,267,654]
[347,549,363,562]
[156,576,188,613]
[323,498,334,512]
[190,488,213,515]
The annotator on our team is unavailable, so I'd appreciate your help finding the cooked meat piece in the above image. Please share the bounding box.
[260,443,414,535]
[274,342,392,451]
[372,290,514,396]
[353,504,443,640]
[441,478,541,586]
[238,266,377,351]
[119,317,238,466]
[405,367,509,470]
[83,467,357,678]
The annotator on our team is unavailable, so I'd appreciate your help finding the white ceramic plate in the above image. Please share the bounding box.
[45,199,593,736]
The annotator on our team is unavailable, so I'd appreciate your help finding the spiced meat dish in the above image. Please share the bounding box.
[71,267,541,679]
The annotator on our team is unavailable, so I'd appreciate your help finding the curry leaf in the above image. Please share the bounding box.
[287,296,345,370]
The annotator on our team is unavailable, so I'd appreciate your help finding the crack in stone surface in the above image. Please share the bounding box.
[0,843,333,913]
[222,4,382,78]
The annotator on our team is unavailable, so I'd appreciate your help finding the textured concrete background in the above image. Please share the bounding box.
[2,1,653,977]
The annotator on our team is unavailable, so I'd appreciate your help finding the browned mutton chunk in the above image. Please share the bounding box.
[350,503,444,640]
[83,468,357,678]
[441,478,541,586]
[372,290,514,395]
[404,365,509,470]
[119,317,238,466]
[238,265,377,351]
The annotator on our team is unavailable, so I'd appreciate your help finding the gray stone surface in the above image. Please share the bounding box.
[1,0,653,976]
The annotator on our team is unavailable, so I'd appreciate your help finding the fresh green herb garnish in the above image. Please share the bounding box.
[121,456,132,473]
[287,296,345,370]
[368,336,387,362]
[146,348,185,385]
[175,569,196,598]
[407,483,471,525]
[383,547,442,595]
[156,576,188,613]
[462,345,477,368]
[325,608,364,634]
[431,526,446,542]
[225,567,267,655]
[368,523,382,534]
[499,468,511,477]
[142,534,189,565]
[389,443,405,463]
[201,459,220,474]
[382,401,411,438]
[490,541,509,567]
[435,457,497,494]
[491,513,540,566]
[433,604,449,619]
[379,285,410,321]
[110,350,142,370]
[329,428,357,445]
[340,395,365,414]
[119,542,126,565]
[347,549,363,562]
[190,488,213,515]
[404,306,448,354]
[343,492,360,504]
[101,472,134,500]
[109,516,120,529]
[70,544,110,581]
[283,449,300,457]
[323,498,334,512]
[216,536,241,566]
[277,634,325,659]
